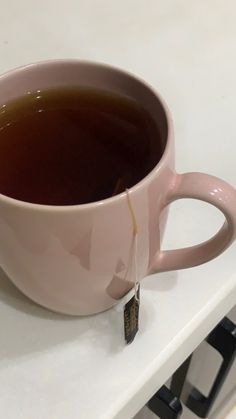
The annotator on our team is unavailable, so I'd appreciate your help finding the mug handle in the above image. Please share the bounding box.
[149,172,236,274]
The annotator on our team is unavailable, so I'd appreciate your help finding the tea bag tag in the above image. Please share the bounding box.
[124,283,140,344]
[124,190,140,344]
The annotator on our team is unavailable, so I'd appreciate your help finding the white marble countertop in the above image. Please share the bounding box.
[0,1,236,418]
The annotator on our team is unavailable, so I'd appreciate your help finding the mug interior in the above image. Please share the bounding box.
[0,61,169,205]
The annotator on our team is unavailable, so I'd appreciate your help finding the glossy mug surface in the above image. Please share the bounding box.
[0,60,235,315]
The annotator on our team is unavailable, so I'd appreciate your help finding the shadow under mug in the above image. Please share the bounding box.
[0,60,235,315]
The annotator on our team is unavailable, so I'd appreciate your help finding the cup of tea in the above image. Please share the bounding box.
[0,60,235,315]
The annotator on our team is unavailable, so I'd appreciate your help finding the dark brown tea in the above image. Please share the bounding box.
[0,88,163,205]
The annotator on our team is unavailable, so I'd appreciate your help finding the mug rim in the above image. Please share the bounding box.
[0,59,174,212]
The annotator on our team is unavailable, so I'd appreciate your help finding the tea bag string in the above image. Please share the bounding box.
[125,189,139,301]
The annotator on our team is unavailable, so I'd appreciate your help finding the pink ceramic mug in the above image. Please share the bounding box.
[0,60,235,315]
